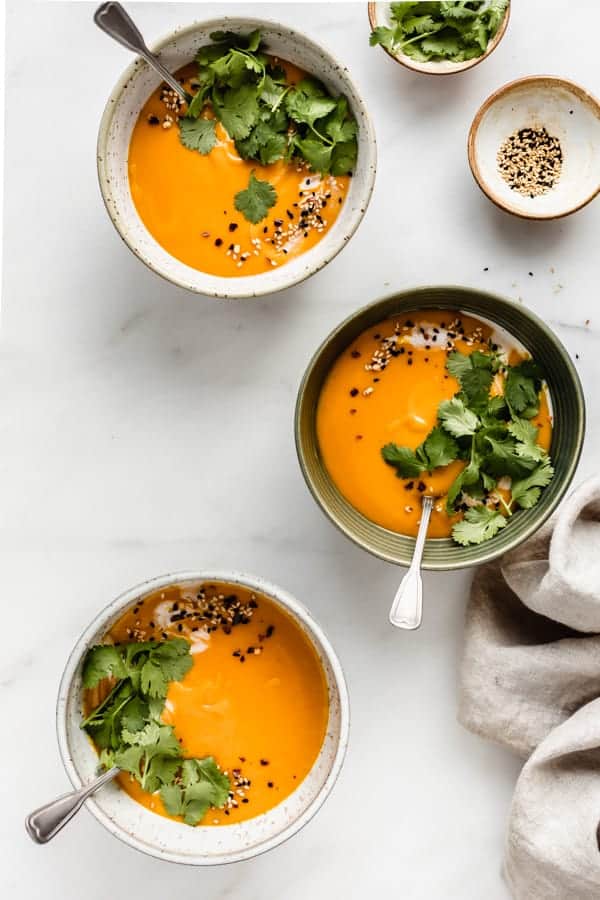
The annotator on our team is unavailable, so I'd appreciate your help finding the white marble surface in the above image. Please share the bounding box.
[2,1,599,897]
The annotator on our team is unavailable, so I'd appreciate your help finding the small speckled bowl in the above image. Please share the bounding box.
[468,75,600,219]
[367,1,510,75]
[97,17,376,298]
[56,571,349,865]
[295,286,585,571]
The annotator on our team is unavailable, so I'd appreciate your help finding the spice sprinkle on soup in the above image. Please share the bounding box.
[316,310,554,546]
[128,30,357,277]
[81,582,329,826]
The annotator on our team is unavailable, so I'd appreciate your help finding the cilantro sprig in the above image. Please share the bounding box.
[381,348,554,546]
[81,638,230,826]
[370,1,509,63]
[234,171,277,224]
[180,30,358,176]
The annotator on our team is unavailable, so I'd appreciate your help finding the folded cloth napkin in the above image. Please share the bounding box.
[504,698,600,900]
[457,476,600,899]
[458,476,600,758]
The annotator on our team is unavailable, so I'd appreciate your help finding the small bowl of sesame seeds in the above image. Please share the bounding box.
[56,570,349,864]
[468,75,600,220]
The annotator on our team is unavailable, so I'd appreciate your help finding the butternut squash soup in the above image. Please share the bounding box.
[316,310,553,546]
[128,30,356,277]
[82,582,329,826]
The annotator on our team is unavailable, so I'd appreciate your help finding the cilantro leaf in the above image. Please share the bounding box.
[510,459,554,510]
[446,349,498,410]
[331,139,358,176]
[293,136,333,174]
[438,397,479,437]
[446,455,481,512]
[82,681,134,750]
[183,783,215,825]
[452,505,507,546]
[150,638,194,680]
[82,644,127,688]
[179,116,217,155]
[505,360,543,419]
[234,171,277,224]
[209,48,264,89]
[421,426,459,468]
[214,84,260,141]
[484,394,508,421]
[479,429,538,481]
[322,96,358,144]
[160,784,184,816]
[285,79,337,128]
[369,26,397,50]
[507,418,546,462]
[381,443,425,478]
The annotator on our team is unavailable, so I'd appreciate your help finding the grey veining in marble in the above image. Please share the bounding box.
[2,2,599,899]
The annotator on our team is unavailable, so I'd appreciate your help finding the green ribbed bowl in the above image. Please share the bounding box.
[295,286,585,570]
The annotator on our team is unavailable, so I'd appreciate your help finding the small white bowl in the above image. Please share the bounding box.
[468,75,600,220]
[97,17,377,299]
[367,1,510,76]
[56,570,349,865]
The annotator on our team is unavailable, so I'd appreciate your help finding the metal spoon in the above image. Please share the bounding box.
[389,494,434,630]
[25,767,120,844]
[94,2,191,102]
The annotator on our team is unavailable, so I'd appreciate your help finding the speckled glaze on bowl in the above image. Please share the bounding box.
[97,17,377,299]
[367,1,510,75]
[295,286,585,571]
[56,571,349,865]
[468,75,600,220]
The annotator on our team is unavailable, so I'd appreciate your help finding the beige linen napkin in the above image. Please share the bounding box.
[458,476,600,758]
[504,698,600,900]
[458,476,600,898]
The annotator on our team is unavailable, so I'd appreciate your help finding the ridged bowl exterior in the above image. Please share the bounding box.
[295,286,585,570]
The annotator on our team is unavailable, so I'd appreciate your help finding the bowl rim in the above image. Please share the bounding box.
[468,74,600,220]
[55,568,350,865]
[366,0,511,76]
[294,284,586,570]
[96,15,377,300]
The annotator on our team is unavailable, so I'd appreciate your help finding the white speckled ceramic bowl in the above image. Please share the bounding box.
[97,17,376,298]
[468,75,600,219]
[56,570,349,865]
[367,1,510,75]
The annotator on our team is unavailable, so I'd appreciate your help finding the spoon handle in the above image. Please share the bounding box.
[389,495,434,630]
[94,2,188,101]
[25,767,120,844]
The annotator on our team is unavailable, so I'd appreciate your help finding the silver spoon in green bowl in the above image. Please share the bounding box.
[389,494,434,630]
[94,2,191,103]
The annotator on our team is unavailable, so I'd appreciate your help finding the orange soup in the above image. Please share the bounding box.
[84,582,329,826]
[316,310,552,538]
[128,62,349,277]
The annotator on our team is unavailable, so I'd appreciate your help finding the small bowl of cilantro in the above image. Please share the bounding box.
[368,1,510,75]
[97,16,376,299]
